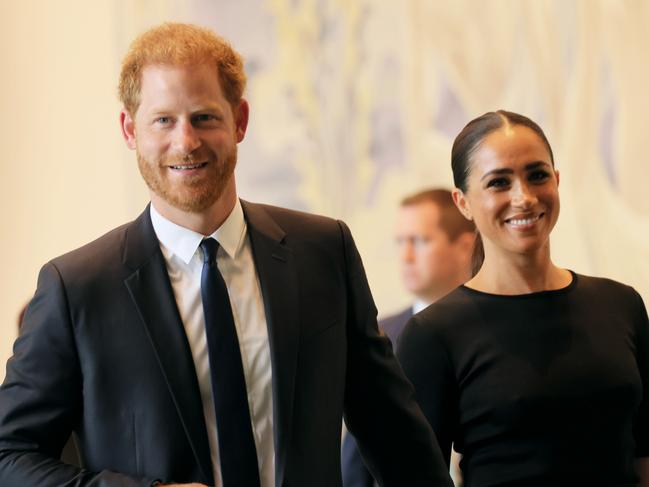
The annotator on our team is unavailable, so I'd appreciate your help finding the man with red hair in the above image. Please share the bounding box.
[0,23,451,487]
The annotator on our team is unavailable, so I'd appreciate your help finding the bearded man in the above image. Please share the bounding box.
[0,23,451,487]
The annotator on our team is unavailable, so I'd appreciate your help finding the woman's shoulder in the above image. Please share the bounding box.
[573,272,643,305]
[409,287,480,336]
[559,272,649,331]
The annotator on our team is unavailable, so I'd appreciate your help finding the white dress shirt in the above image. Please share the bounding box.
[150,200,275,487]
[412,299,430,315]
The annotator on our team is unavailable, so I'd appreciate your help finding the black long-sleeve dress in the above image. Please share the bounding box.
[397,272,649,487]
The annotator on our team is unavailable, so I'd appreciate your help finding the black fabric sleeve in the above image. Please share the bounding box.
[632,289,649,458]
[0,263,155,487]
[337,221,452,487]
[397,313,458,467]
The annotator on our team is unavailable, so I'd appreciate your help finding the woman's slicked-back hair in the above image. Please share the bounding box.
[450,110,555,275]
[451,110,554,192]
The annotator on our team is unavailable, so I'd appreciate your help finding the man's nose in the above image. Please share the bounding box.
[173,120,201,154]
[400,242,415,262]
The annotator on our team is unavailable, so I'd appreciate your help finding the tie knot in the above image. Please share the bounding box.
[200,238,220,265]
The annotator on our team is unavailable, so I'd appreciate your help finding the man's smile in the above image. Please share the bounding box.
[168,162,208,170]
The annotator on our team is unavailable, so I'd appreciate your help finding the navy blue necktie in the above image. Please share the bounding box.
[200,238,260,487]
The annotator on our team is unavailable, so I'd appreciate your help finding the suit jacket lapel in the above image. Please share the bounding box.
[122,206,213,484]
[242,201,299,487]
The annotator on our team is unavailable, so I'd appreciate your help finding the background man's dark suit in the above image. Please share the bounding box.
[0,201,451,487]
[341,307,412,487]
[378,308,412,346]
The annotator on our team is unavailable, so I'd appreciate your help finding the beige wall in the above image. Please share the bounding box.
[2,1,648,381]
[0,1,151,377]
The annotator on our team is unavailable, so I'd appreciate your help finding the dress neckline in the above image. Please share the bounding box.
[460,270,577,299]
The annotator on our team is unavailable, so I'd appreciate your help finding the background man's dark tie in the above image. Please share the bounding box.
[200,238,261,487]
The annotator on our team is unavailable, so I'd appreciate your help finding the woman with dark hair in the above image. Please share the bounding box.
[397,110,649,486]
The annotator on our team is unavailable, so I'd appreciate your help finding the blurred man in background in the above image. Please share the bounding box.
[342,188,475,487]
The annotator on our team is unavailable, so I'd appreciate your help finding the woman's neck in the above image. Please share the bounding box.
[466,244,572,295]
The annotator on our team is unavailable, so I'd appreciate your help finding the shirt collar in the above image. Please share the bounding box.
[412,299,431,314]
[150,199,247,264]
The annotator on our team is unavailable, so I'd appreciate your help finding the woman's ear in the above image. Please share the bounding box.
[452,188,473,221]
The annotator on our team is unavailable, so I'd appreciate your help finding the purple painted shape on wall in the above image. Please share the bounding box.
[433,71,467,140]
[599,61,617,189]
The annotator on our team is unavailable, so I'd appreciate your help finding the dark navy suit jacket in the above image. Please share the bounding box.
[341,307,413,487]
[0,203,451,487]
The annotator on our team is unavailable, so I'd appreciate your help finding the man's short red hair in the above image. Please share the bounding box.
[118,22,247,115]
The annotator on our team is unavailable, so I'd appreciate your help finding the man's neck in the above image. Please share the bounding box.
[418,274,468,306]
[150,188,238,236]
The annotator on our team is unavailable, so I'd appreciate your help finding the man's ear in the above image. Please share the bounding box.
[120,109,137,150]
[452,188,472,221]
[234,99,249,143]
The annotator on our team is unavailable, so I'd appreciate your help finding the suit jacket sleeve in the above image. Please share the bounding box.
[338,221,452,487]
[632,290,649,457]
[0,262,158,487]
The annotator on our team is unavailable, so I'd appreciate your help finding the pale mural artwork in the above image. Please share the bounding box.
[180,0,649,313]
[2,1,647,373]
